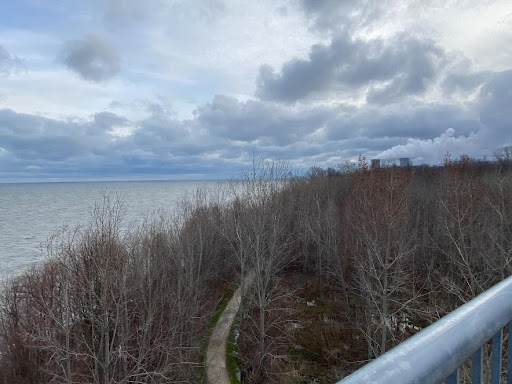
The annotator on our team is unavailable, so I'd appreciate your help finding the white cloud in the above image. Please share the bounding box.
[376,128,482,163]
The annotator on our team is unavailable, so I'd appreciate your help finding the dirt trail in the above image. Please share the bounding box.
[205,272,254,384]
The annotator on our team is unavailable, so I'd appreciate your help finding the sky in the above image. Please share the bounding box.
[0,0,511,182]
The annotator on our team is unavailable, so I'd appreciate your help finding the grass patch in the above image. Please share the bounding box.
[227,314,242,384]
[210,289,235,328]
[227,293,252,383]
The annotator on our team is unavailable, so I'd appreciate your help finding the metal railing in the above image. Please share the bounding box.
[337,275,512,384]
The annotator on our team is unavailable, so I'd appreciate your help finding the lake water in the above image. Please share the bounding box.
[0,180,219,277]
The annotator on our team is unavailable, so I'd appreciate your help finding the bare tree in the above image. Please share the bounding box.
[435,157,493,304]
[485,169,512,280]
[347,165,417,358]
[0,192,226,383]
[494,145,512,164]
[225,156,297,379]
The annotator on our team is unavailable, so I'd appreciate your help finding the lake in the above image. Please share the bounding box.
[0,180,220,277]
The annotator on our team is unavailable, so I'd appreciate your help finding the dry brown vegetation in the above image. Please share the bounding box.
[234,155,512,383]
[0,192,235,383]
[0,154,511,383]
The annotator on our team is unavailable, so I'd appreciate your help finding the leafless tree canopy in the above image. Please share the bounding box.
[1,155,511,383]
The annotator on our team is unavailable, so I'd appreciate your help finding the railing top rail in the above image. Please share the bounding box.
[337,275,512,384]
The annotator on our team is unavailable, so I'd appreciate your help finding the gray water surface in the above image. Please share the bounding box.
[0,180,217,277]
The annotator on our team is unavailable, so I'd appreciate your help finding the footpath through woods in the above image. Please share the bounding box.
[205,272,254,384]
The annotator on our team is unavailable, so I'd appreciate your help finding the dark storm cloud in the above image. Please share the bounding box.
[0,103,232,180]
[256,34,445,103]
[0,97,330,179]
[0,45,24,76]
[194,95,331,145]
[478,70,512,134]
[365,39,442,104]
[92,112,129,133]
[59,35,120,81]
[128,114,192,154]
[0,109,113,162]
[364,105,480,138]
[324,102,480,143]
[442,71,490,94]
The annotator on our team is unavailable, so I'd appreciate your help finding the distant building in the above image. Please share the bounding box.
[399,158,411,167]
[371,159,381,169]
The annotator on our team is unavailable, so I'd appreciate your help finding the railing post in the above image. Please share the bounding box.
[472,347,483,384]
[508,321,512,384]
[491,329,503,384]
[447,369,458,384]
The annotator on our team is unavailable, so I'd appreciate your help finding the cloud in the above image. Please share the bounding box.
[442,71,490,94]
[1,66,511,182]
[0,45,25,76]
[325,103,480,141]
[375,70,512,162]
[93,111,129,129]
[59,35,120,81]
[256,33,446,103]
[299,1,498,38]
[375,128,481,163]
[168,0,226,24]
[478,70,512,133]
[194,95,330,145]
[0,108,114,163]
[299,0,388,33]
[1,68,510,181]
[104,0,152,25]
[90,111,130,135]
[0,103,234,181]
[2,0,512,181]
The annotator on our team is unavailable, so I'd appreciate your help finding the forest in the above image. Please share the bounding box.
[1,150,512,384]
